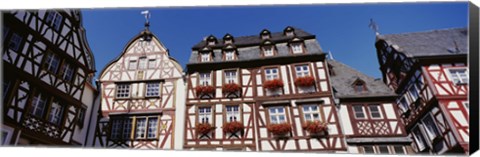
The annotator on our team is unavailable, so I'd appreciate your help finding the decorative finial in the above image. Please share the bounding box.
[141,10,151,29]
[368,18,380,35]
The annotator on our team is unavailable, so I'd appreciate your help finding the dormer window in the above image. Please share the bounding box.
[283,26,295,37]
[223,44,237,61]
[223,34,234,44]
[206,35,217,46]
[353,79,367,93]
[291,43,303,54]
[261,40,276,57]
[260,29,271,40]
[200,52,211,62]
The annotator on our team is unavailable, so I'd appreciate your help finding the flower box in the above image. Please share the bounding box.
[267,123,292,136]
[303,120,328,135]
[222,83,241,94]
[196,123,215,135]
[222,121,244,134]
[294,76,315,87]
[263,79,284,90]
[195,85,215,97]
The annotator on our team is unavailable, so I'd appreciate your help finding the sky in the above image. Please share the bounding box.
[81,2,468,79]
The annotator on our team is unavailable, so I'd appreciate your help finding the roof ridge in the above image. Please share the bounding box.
[381,27,467,37]
[328,59,377,80]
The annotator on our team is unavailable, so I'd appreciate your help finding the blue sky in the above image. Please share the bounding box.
[82,2,468,79]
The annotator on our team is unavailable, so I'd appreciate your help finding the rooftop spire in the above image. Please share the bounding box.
[141,10,151,30]
[368,18,380,36]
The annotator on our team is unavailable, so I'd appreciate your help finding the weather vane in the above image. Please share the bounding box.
[141,10,151,29]
[368,18,379,35]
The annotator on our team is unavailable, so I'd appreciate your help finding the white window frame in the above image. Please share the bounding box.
[199,72,211,86]
[45,53,60,74]
[148,59,156,69]
[295,65,310,77]
[291,43,303,54]
[268,106,286,124]
[145,82,160,97]
[421,113,440,141]
[447,68,468,85]
[302,104,320,122]
[224,70,237,84]
[368,105,383,119]
[30,93,47,118]
[46,11,63,31]
[225,50,235,61]
[265,68,279,81]
[226,105,240,122]
[198,107,212,124]
[147,118,158,138]
[200,52,210,62]
[353,105,366,119]
[263,46,274,57]
[47,101,64,125]
[116,84,131,98]
[9,32,22,51]
[135,118,147,139]
[62,63,74,81]
[138,57,147,70]
[128,60,137,70]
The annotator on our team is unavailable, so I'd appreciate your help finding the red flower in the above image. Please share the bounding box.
[294,76,315,87]
[263,79,284,90]
[196,123,215,135]
[303,120,328,134]
[267,123,292,136]
[195,85,215,96]
[222,121,244,133]
[222,83,241,93]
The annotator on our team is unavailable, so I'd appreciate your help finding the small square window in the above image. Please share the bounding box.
[138,57,147,70]
[129,60,137,70]
[291,43,303,54]
[369,105,382,119]
[269,106,286,124]
[225,50,235,61]
[8,32,22,52]
[148,59,156,69]
[265,68,279,80]
[116,84,131,98]
[448,68,468,85]
[226,105,240,122]
[353,105,365,119]
[146,82,160,97]
[224,70,237,84]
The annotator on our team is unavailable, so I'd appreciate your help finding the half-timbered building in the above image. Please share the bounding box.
[94,22,186,149]
[2,10,98,146]
[328,60,412,155]
[374,28,469,155]
[184,27,346,152]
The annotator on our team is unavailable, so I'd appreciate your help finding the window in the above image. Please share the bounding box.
[110,119,122,139]
[147,118,158,138]
[412,125,427,151]
[45,53,60,74]
[363,146,374,154]
[3,79,11,99]
[116,84,130,98]
[199,72,211,86]
[421,114,440,141]
[61,63,74,81]
[378,146,389,154]
[225,50,235,61]
[368,105,382,119]
[302,104,320,122]
[145,82,160,97]
[291,43,303,54]
[224,70,237,84]
[138,57,147,70]
[226,105,240,122]
[137,71,144,80]
[448,69,468,84]
[128,60,137,70]
[30,93,47,118]
[1,130,8,145]
[353,105,365,119]
[408,84,419,101]
[47,101,64,125]
[148,59,156,69]
[8,32,22,51]
[135,118,147,139]
[269,107,286,124]
[398,96,409,113]
[198,107,212,124]
[77,108,86,126]
[295,65,310,77]
[45,11,63,31]
[393,146,406,154]
[263,46,274,56]
[354,81,365,92]
[200,53,210,62]
[2,26,8,40]
[265,68,279,80]
[122,119,132,139]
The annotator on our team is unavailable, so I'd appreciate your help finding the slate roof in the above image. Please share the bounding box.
[377,28,468,58]
[328,60,396,98]
[188,27,324,64]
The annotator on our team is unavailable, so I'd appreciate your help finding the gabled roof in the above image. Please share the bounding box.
[376,28,467,58]
[328,60,396,98]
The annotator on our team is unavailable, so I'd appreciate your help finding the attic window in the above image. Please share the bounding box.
[206,35,217,46]
[260,29,271,40]
[353,80,367,93]
[283,26,295,36]
[223,34,234,44]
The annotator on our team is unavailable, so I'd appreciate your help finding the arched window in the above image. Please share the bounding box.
[352,79,367,93]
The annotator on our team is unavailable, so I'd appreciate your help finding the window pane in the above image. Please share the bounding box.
[363,146,374,154]
[136,118,146,138]
[111,120,122,139]
[378,146,389,154]
[393,146,405,154]
[146,82,160,97]
[47,101,63,125]
[353,105,365,119]
[147,118,158,138]
[123,119,132,139]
